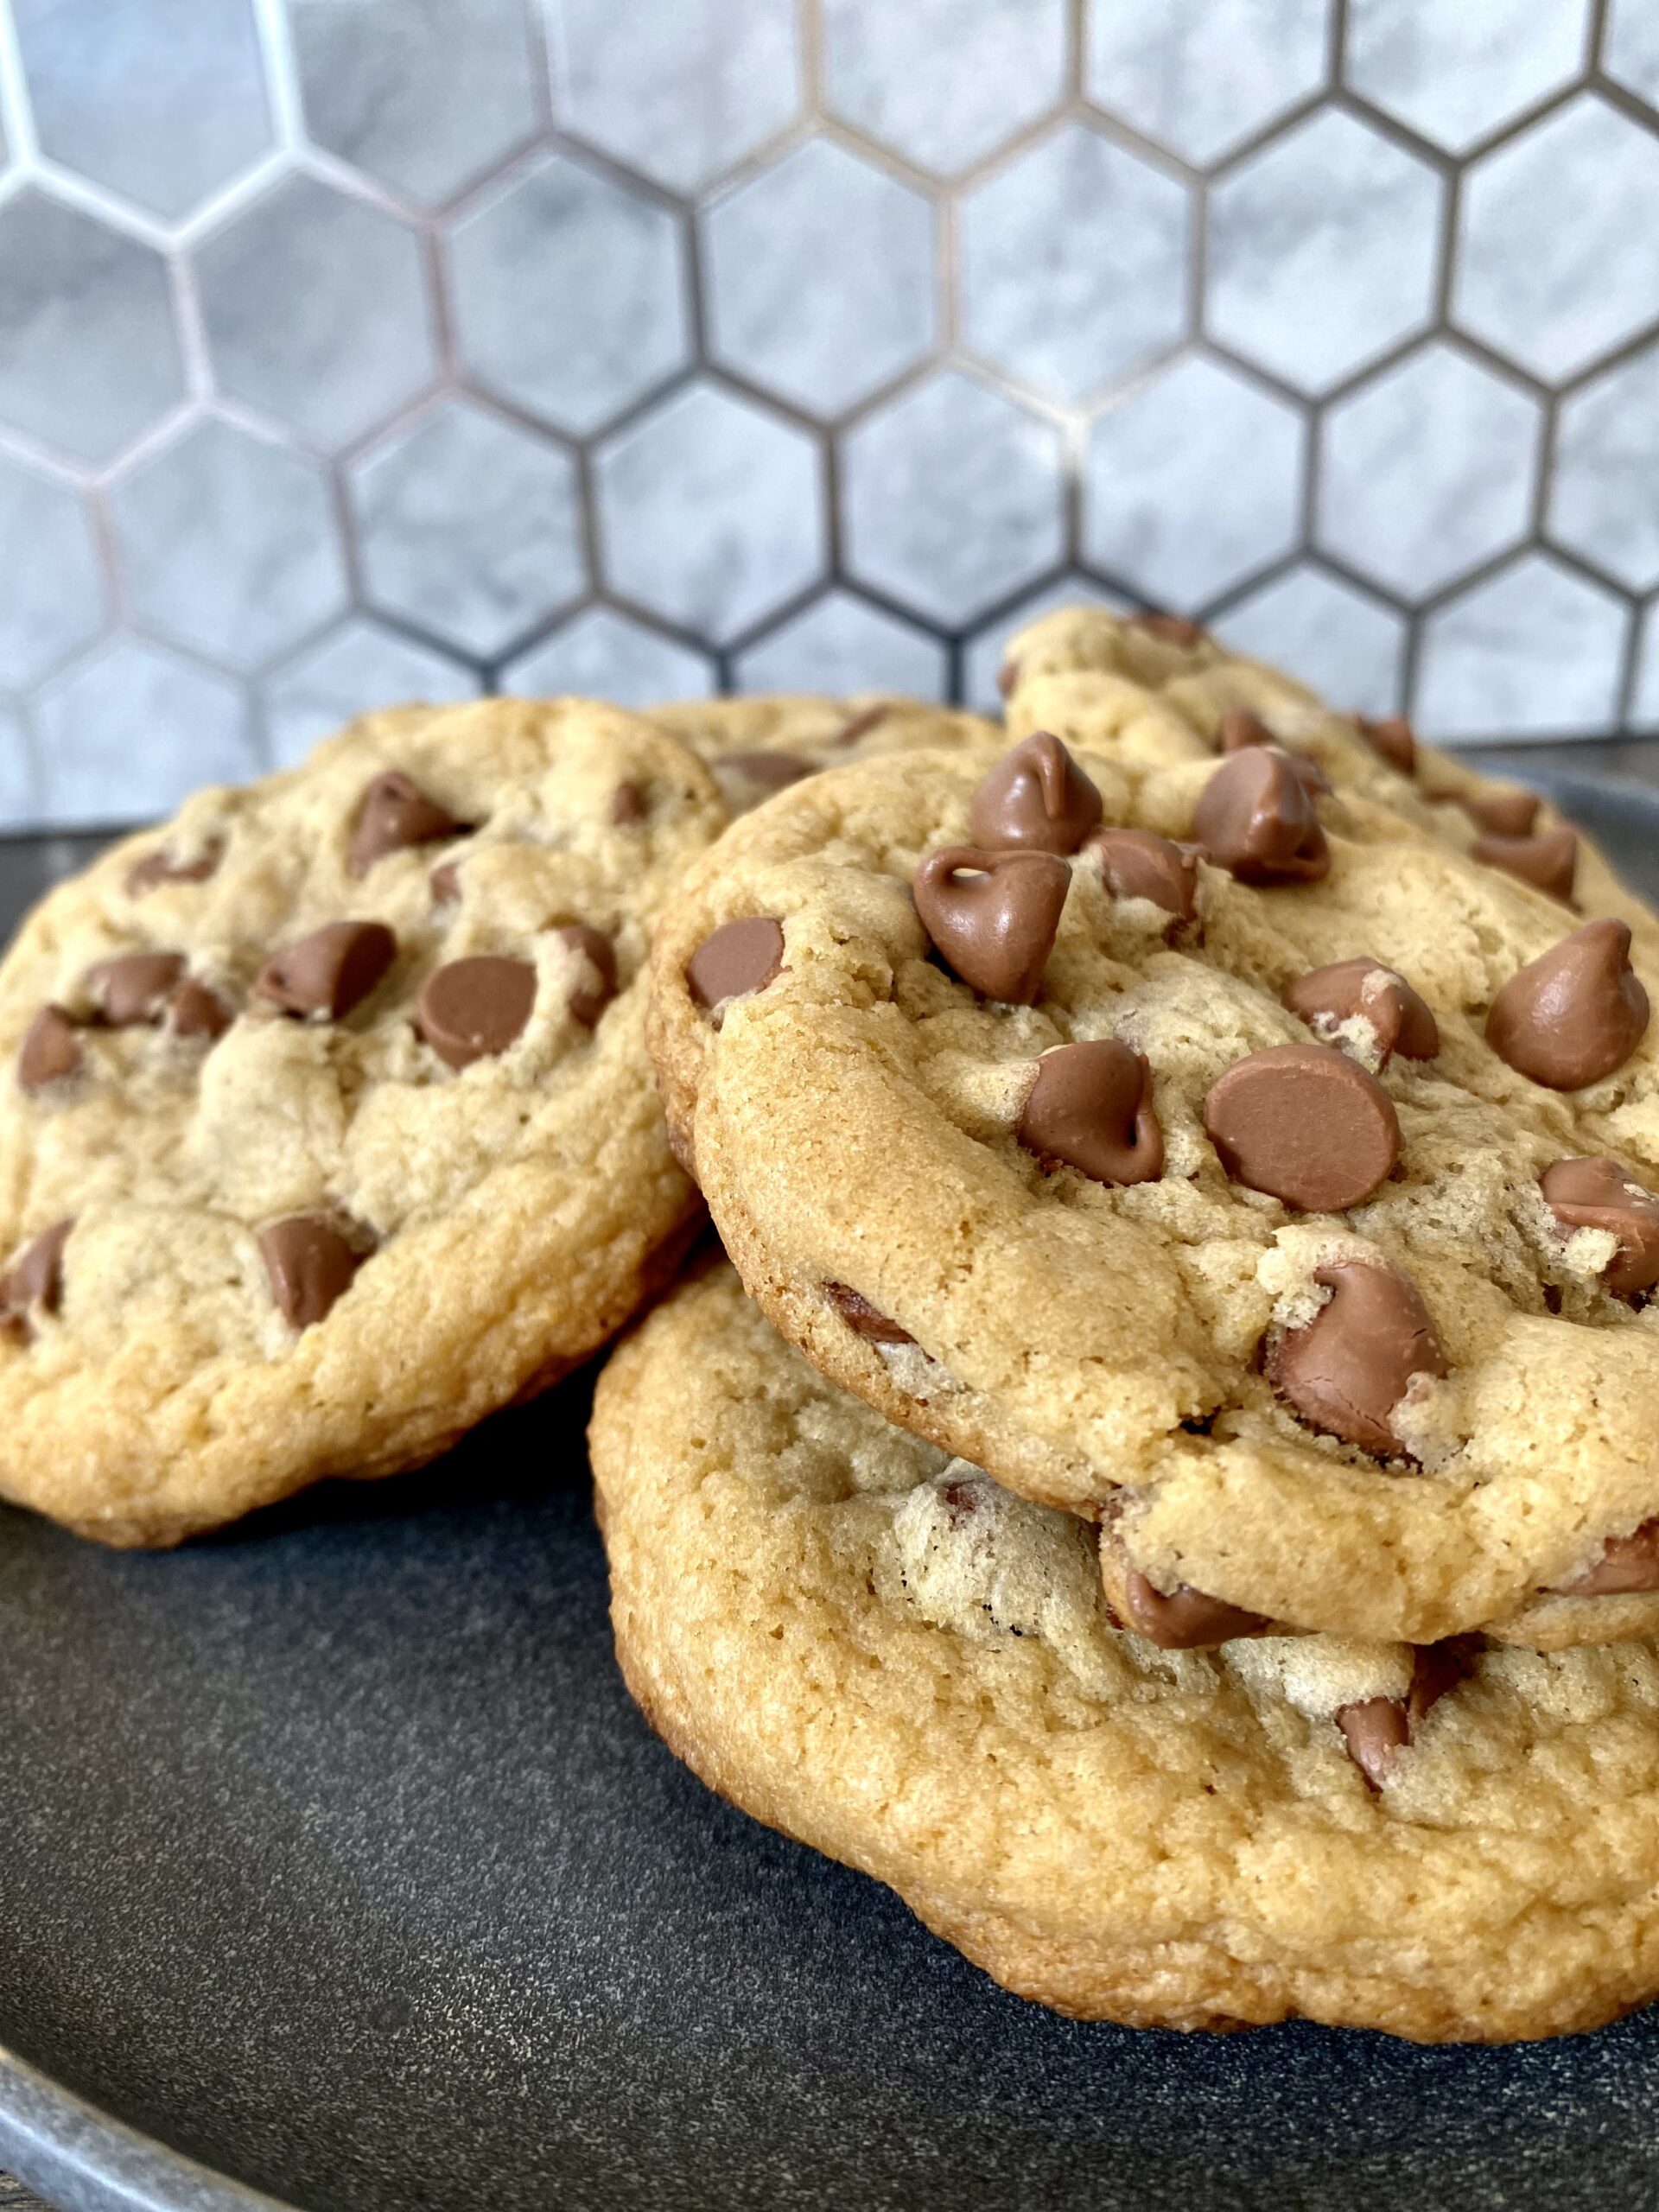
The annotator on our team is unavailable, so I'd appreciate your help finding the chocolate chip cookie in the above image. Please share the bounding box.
[0,696,723,1544]
[651,693,996,815]
[594,1262,1659,2042]
[649,731,1659,1649]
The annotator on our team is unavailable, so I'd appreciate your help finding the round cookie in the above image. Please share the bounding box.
[594,1262,1659,2043]
[0,696,724,1545]
[651,693,997,815]
[649,734,1659,1648]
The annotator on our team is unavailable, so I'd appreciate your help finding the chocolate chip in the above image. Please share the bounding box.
[168,979,232,1042]
[256,922,397,1020]
[1203,1044,1400,1210]
[417,956,537,1068]
[1541,1155,1659,1297]
[1284,957,1439,1066]
[1485,918,1649,1090]
[1356,714,1416,775]
[1217,708,1273,752]
[126,842,220,896]
[726,749,815,793]
[429,859,462,907]
[18,1006,80,1093]
[1018,1039,1163,1186]
[556,925,617,1027]
[686,917,785,1016]
[1191,747,1329,886]
[1268,1258,1447,1456]
[1471,824,1578,902]
[824,1281,913,1344]
[833,703,891,747]
[1336,1696,1409,1788]
[1132,611,1204,647]
[0,1217,73,1332]
[1084,826,1199,921]
[1555,1516,1659,1596]
[995,659,1020,700]
[912,846,1069,1004]
[82,950,185,1027]
[1121,1569,1268,1649]
[968,733,1103,855]
[347,772,466,878]
[610,780,647,825]
[259,1215,364,1329]
[1459,787,1539,837]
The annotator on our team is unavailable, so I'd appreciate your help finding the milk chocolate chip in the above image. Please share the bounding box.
[1191,748,1329,885]
[1132,611,1204,647]
[347,772,466,877]
[168,979,232,1042]
[1284,956,1439,1067]
[686,917,785,1015]
[824,1281,914,1344]
[82,951,185,1026]
[1019,1039,1163,1186]
[429,859,462,906]
[610,779,646,825]
[17,1006,80,1092]
[259,1215,364,1329]
[1217,708,1273,752]
[1485,918,1649,1089]
[1337,1641,1473,1789]
[995,659,1020,700]
[1356,714,1416,774]
[126,842,220,896]
[0,1217,72,1332]
[1084,826,1198,920]
[1459,786,1538,837]
[1268,1258,1447,1456]
[256,922,396,1020]
[1555,1517,1659,1596]
[1541,1155,1659,1297]
[833,703,891,747]
[1204,1044,1401,1210]
[1121,1569,1268,1649]
[913,847,1068,1004]
[968,734,1103,855]
[727,749,814,793]
[1471,824,1578,902]
[555,925,617,1027]
[417,956,537,1068]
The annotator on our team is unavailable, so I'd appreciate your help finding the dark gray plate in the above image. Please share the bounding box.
[3,773,1659,2212]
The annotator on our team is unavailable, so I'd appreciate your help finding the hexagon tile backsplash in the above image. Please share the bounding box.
[0,0,1656,827]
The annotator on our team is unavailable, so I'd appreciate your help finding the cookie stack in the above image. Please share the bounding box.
[4,609,1659,2044]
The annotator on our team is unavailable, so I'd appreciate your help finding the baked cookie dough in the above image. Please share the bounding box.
[594,1263,1659,2042]
[0,696,723,1545]
[652,693,996,815]
[649,733,1659,1648]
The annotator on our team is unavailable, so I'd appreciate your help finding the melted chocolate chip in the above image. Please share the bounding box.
[1203,1044,1401,1211]
[1541,1155,1659,1297]
[0,1217,73,1333]
[1132,611,1204,647]
[17,1006,80,1093]
[256,922,397,1020]
[726,749,815,793]
[1191,747,1329,886]
[168,979,232,1042]
[1356,714,1416,775]
[1338,1640,1478,1789]
[824,1281,913,1344]
[833,703,891,747]
[347,772,466,878]
[82,950,185,1027]
[995,659,1020,700]
[1555,1517,1659,1596]
[1471,824,1578,903]
[1121,1570,1268,1649]
[126,842,220,896]
[1284,957,1439,1067]
[912,846,1069,1004]
[1485,918,1649,1090]
[556,925,617,1027]
[968,734,1103,855]
[1084,826,1199,921]
[1267,1258,1447,1457]
[429,859,462,907]
[686,918,785,1017]
[417,956,537,1068]
[1217,708,1273,752]
[610,780,647,826]
[1018,1039,1163,1186]
[259,1215,364,1329]
[1459,786,1539,838]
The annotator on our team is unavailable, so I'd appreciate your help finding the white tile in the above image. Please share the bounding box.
[734,590,946,696]
[961,574,1127,709]
[501,607,714,705]
[1346,0,1587,155]
[264,617,479,766]
[1549,343,1659,588]
[823,0,1065,176]
[1214,562,1407,714]
[0,457,108,689]
[35,640,255,823]
[1415,553,1629,740]
[1088,0,1329,167]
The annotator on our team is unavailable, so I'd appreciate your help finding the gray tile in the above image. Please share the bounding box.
[0,457,108,688]
[702,139,935,417]
[15,0,272,220]
[823,0,1066,176]
[1629,602,1659,732]
[961,574,1128,709]
[1206,109,1441,394]
[0,190,185,465]
[1454,94,1659,382]
[545,0,798,193]
[109,416,348,671]
[1345,0,1587,155]
[960,122,1191,403]
[349,398,585,658]
[1549,345,1659,588]
[0,705,36,830]
[594,381,824,644]
[1317,340,1541,600]
[1415,553,1628,739]
[841,370,1065,626]
[1605,0,1659,107]
[733,589,946,697]
[1083,353,1304,607]
[501,605,714,704]
[194,173,435,452]
[1087,0,1329,168]
[449,152,690,436]
[289,0,537,207]
[264,614,479,765]
[34,639,255,824]
[1214,561,1407,714]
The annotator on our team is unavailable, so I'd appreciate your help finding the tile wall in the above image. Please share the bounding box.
[0,0,1657,826]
